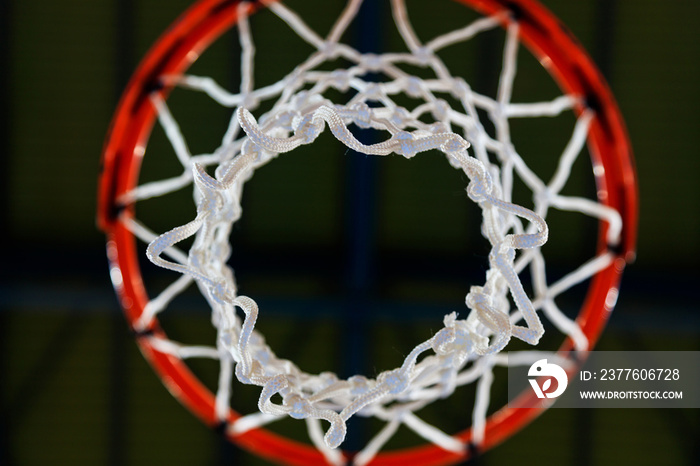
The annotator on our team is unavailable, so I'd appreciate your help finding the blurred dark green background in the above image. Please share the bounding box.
[1,0,698,465]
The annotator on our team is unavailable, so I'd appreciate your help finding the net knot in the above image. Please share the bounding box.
[378,369,410,395]
[275,110,301,131]
[320,41,339,57]
[293,113,324,144]
[466,287,513,354]
[431,99,450,122]
[491,244,516,263]
[432,326,457,354]
[349,375,371,395]
[395,131,418,158]
[258,374,289,413]
[440,134,469,154]
[405,76,424,98]
[466,174,492,202]
[236,358,263,385]
[362,83,384,101]
[535,187,554,206]
[432,313,485,361]
[430,122,449,134]
[452,322,487,362]
[414,46,433,65]
[241,94,259,110]
[285,393,313,419]
[319,371,339,387]
[211,281,232,304]
[361,53,384,71]
[452,77,471,97]
[330,70,352,92]
[349,102,373,128]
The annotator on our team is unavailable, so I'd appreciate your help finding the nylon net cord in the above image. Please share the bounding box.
[120,0,622,463]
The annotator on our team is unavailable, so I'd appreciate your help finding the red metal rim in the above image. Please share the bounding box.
[97,0,637,464]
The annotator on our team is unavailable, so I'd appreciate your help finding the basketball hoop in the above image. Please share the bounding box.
[98,0,637,464]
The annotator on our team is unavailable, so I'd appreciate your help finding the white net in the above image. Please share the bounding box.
[122,0,622,463]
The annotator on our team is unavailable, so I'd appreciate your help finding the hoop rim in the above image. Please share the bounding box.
[98,0,637,464]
